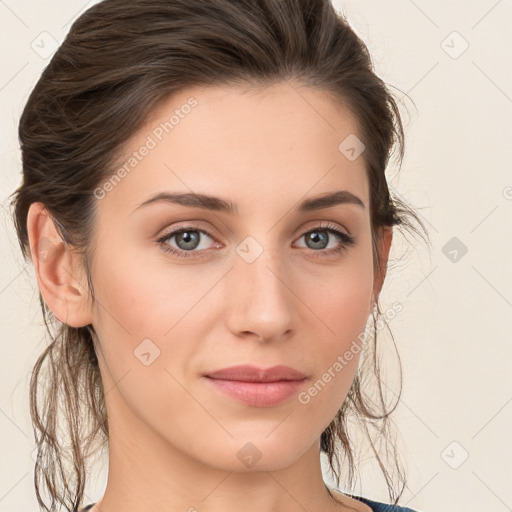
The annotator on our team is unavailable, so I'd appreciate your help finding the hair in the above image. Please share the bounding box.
[9,0,429,511]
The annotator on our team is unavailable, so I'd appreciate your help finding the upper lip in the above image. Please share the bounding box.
[205,364,307,382]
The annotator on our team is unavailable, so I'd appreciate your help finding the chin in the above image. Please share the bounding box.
[193,433,311,473]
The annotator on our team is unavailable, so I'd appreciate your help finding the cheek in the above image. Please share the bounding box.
[89,245,205,424]
[89,239,220,391]
[295,254,374,415]
[311,280,372,371]
[303,252,374,342]
[91,237,204,337]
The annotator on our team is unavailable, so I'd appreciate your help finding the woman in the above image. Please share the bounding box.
[9,0,428,511]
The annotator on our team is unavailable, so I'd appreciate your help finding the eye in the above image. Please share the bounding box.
[156,221,356,260]
[293,222,356,258]
[157,225,217,259]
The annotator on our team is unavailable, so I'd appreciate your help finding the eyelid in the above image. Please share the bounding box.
[298,219,351,236]
[157,220,220,242]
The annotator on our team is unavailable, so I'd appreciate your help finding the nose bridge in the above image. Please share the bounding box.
[226,233,294,340]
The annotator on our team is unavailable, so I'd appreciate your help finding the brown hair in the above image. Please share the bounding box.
[9,0,429,510]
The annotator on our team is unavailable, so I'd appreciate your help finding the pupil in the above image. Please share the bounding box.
[308,230,327,249]
[178,231,199,250]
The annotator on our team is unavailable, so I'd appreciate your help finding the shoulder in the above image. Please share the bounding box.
[350,494,421,512]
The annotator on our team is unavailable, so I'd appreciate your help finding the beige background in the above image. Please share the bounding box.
[1,1,511,511]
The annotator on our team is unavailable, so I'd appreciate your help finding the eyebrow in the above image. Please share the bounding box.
[131,189,365,215]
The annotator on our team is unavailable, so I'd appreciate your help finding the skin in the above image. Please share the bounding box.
[27,81,392,512]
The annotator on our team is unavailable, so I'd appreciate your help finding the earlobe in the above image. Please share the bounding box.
[371,226,393,309]
[26,202,93,328]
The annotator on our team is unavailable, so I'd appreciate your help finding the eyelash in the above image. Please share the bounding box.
[156,222,356,260]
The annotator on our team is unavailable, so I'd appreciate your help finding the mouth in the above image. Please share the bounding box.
[203,364,308,407]
[205,364,307,382]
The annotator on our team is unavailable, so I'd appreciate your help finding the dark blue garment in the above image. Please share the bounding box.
[351,494,420,511]
[80,497,420,512]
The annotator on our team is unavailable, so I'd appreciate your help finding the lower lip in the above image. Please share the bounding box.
[204,377,306,407]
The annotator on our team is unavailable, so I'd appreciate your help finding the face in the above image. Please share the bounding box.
[84,81,386,472]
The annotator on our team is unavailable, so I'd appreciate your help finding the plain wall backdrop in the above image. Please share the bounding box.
[1,1,511,511]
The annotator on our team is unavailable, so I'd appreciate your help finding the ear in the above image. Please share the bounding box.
[26,202,93,328]
[371,226,393,309]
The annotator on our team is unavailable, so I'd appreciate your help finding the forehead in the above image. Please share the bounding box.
[99,81,369,217]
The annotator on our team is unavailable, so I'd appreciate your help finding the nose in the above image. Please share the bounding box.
[224,245,295,343]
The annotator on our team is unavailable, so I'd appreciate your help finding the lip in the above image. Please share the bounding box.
[204,365,308,407]
[205,364,307,382]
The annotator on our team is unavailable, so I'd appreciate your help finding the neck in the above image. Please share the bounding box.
[94,397,354,512]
